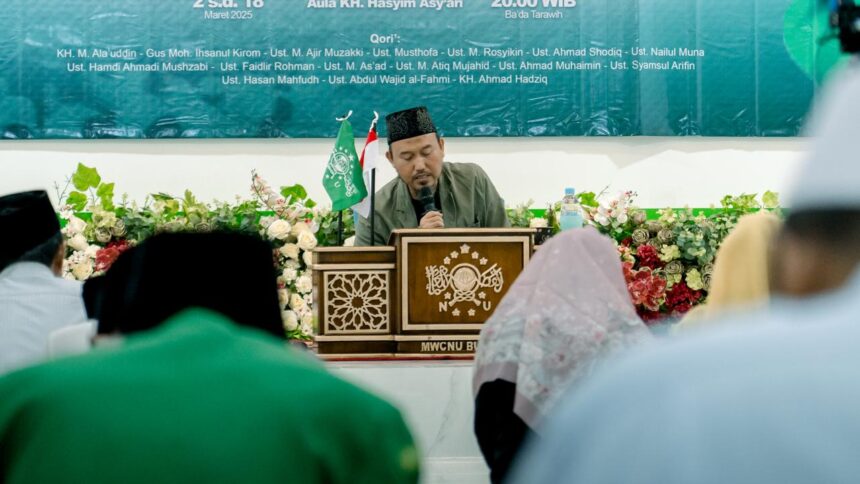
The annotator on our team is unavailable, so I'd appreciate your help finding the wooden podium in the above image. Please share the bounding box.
[313,228,534,358]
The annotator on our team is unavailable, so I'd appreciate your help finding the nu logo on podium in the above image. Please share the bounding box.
[396,229,532,334]
[425,243,505,317]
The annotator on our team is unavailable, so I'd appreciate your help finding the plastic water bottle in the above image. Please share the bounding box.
[559,187,584,231]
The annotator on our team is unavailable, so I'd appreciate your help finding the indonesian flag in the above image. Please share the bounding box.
[352,116,379,218]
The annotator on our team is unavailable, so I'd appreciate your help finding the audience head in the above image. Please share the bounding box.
[0,190,64,275]
[385,106,445,198]
[101,231,285,339]
[474,226,650,428]
[776,68,860,297]
[94,248,138,335]
[704,211,782,311]
[82,276,106,320]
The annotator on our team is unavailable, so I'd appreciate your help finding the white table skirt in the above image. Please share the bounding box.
[328,361,489,484]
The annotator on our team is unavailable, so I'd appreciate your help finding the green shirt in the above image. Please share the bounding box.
[0,309,419,484]
[356,162,510,246]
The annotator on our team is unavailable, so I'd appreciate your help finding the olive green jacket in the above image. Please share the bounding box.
[355,162,510,246]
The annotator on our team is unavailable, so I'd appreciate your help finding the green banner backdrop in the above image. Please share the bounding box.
[0,0,844,139]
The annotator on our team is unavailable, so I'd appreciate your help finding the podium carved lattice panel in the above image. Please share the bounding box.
[324,271,390,334]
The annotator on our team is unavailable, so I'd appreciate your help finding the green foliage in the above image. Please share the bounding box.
[66,191,88,211]
[507,200,535,228]
[577,191,599,208]
[317,209,355,246]
[762,191,780,209]
[280,184,308,203]
[96,182,115,211]
[280,184,317,209]
[72,163,101,191]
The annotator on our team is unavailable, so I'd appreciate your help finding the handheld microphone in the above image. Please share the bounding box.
[418,186,437,216]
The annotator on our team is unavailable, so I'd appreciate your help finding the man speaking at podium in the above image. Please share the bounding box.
[355,106,509,246]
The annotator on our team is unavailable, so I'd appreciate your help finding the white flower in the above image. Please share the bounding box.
[529,218,548,228]
[301,311,314,328]
[283,259,300,269]
[300,322,313,336]
[302,250,314,267]
[67,216,87,235]
[258,216,276,228]
[281,310,299,331]
[84,245,99,258]
[282,267,298,284]
[71,260,94,280]
[279,243,300,260]
[266,219,292,241]
[67,234,89,252]
[289,293,305,311]
[616,212,629,224]
[295,275,313,294]
[291,221,311,237]
[278,288,290,305]
[297,231,317,251]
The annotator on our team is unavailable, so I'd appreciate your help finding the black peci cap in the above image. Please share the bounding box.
[385,106,437,145]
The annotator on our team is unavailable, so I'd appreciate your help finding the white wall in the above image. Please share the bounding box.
[0,136,808,208]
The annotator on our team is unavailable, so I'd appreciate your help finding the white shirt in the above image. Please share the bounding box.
[510,269,860,484]
[0,262,87,375]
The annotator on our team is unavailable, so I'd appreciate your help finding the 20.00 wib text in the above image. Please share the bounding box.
[491,0,575,7]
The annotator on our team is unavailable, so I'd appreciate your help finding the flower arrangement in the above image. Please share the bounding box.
[56,163,780,336]
[576,190,781,323]
[56,164,352,340]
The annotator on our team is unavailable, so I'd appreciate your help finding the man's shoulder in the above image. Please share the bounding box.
[444,161,488,179]
[0,263,82,293]
[374,176,405,202]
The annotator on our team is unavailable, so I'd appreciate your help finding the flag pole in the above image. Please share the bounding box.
[337,211,344,246]
[369,111,379,247]
[334,111,352,246]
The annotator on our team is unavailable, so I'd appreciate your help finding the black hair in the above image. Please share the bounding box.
[11,232,63,270]
[782,208,860,259]
[106,231,285,340]
[785,208,860,248]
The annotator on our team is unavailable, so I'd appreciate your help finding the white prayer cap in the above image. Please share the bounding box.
[788,64,860,211]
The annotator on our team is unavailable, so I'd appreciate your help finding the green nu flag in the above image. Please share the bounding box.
[323,120,367,212]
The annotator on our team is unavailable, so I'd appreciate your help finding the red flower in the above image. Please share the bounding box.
[95,239,132,273]
[620,237,633,247]
[664,281,703,316]
[636,244,663,269]
[622,261,635,281]
[626,267,667,312]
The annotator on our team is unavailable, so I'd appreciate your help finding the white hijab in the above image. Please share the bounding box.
[473,226,652,430]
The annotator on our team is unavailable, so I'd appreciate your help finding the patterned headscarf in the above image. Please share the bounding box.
[473,226,652,430]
